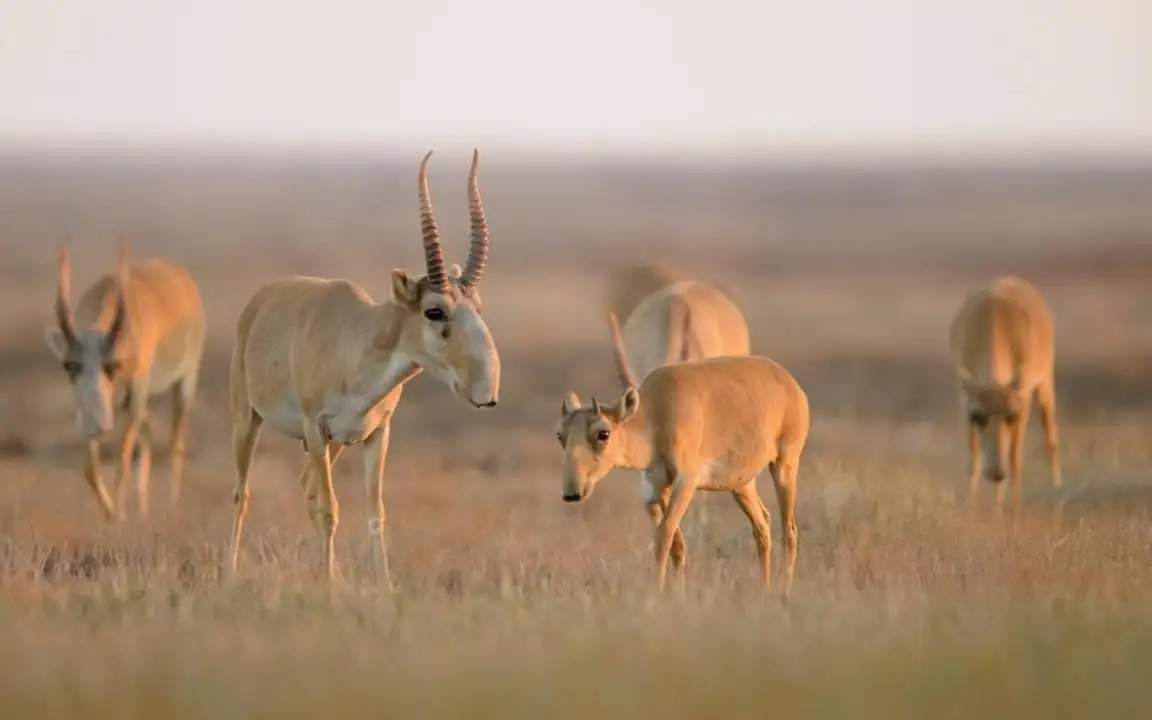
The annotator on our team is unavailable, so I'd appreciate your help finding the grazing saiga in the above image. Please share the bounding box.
[46,244,205,519]
[950,275,1061,507]
[228,151,501,584]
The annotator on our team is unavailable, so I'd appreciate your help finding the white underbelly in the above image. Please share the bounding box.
[255,398,307,440]
[147,362,185,397]
[694,459,746,491]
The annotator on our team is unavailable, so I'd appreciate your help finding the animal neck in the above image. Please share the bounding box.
[614,407,654,471]
[339,302,421,415]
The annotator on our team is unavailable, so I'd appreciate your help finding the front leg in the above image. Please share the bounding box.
[966,421,982,504]
[134,416,153,519]
[655,471,697,591]
[305,424,340,582]
[84,439,118,521]
[642,476,686,575]
[114,376,150,518]
[1008,400,1033,514]
[363,422,394,590]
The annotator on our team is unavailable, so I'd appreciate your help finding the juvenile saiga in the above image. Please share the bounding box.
[558,322,809,592]
[950,275,1061,507]
[604,276,751,567]
[46,244,205,520]
[228,151,500,584]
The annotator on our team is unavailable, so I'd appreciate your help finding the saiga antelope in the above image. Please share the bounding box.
[228,151,500,584]
[609,279,750,385]
[45,245,206,520]
[949,275,1061,507]
[558,332,809,592]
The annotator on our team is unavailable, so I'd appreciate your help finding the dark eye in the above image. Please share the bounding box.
[424,307,446,322]
[596,430,611,443]
[969,412,987,427]
[62,361,82,379]
[103,361,121,378]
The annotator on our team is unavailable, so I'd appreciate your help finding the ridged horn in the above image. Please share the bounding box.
[103,241,129,350]
[460,149,490,290]
[607,311,637,389]
[418,151,447,291]
[591,397,602,416]
[55,244,78,344]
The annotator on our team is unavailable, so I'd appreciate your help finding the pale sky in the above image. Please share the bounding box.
[1,1,1150,156]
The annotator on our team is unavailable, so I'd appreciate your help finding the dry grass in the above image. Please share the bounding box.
[0,156,1150,718]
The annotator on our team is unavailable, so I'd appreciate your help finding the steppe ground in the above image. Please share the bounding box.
[1,152,1150,718]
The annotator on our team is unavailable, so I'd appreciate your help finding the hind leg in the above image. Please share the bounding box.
[169,367,198,508]
[770,458,800,595]
[732,481,773,589]
[228,408,263,574]
[1036,379,1062,488]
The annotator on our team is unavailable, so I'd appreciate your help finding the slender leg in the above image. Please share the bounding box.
[655,474,697,591]
[114,377,149,518]
[732,481,773,589]
[1035,380,1062,488]
[771,459,800,595]
[299,444,344,526]
[1008,401,1033,514]
[134,416,152,519]
[305,426,340,582]
[168,370,197,508]
[363,423,394,590]
[228,409,263,574]
[966,422,982,503]
[645,486,687,575]
[84,439,118,521]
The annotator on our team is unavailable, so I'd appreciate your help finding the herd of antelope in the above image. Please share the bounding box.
[44,151,1063,592]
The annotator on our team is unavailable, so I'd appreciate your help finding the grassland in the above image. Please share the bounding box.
[0,154,1150,718]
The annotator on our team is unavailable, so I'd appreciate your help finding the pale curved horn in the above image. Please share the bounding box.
[607,311,637,389]
[460,149,490,289]
[418,151,447,291]
[103,241,129,350]
[55,244,78,344]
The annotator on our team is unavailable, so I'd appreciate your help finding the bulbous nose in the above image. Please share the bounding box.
[562,493,582,503]
[984,468,1006,483]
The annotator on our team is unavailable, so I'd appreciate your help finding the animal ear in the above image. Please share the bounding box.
[561,392,582,416]
[45,326,70,360]
[391,269,420,305]
[613,386,640,423]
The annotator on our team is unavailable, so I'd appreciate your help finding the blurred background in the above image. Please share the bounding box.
[1,0,1149,455]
